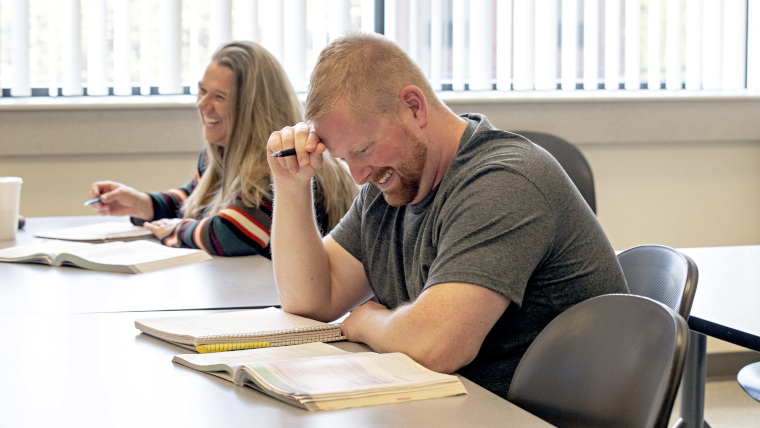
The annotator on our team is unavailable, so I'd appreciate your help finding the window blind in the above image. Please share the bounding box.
[1,0,758,97]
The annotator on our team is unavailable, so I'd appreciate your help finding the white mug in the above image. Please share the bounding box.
[0,177,23,240]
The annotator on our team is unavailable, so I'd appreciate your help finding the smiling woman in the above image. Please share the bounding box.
[85,41,358,257]
[196,62,233,147]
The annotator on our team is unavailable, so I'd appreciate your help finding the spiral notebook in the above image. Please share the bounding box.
[135,307,345,353]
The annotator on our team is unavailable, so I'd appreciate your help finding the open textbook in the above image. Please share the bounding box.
[172,342,468,411]
[135,307,345,353]
[0,240,211,273]
[33,221,154,243]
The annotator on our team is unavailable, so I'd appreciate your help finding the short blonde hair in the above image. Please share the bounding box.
[305,31,444,124]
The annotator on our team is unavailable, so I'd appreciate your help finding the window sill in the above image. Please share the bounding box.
[1,89,758,157]
[1,89,759,111]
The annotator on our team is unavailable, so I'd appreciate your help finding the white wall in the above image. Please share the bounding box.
[1,94,759,354]
[2,94,759,252]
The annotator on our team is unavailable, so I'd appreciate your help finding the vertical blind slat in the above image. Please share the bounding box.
[330,0,351,42]
[665,0,682,90]
[237,0,259,42]
[451,0,466,91]
[361,0,375,32]
[496,0,513,91]
[416,0,431,79]
[561,0,578,91]
[702,0,722,90]
[385,0,397,41]
[624,0,641,90]
[86,0,108,95]
[210,0,232,53]
[685,0,702,90]
[63,0,83,96]
[429,0,443,90]
[748,0,760,90]
[270,2,285,64]
[188,0,201,95]
[407,0,419,62]
[583,0,599,90]
[647,0,661,90]
[534,0,558,90]
[513,1,535,90]
[604,0,621,91]
[113,0,131,95]
[159,0,181,94]
[469,0,494,91]
[722,0,747,90]
[11,0,30,96]
[311,0,328,74]
[284,0,307,93]
[47,0,58,96]
[139,0,152,95]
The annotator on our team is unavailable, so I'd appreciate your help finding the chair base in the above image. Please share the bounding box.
[737,361,760,402]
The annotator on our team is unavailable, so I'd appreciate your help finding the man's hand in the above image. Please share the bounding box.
[341,300,389,344]
[336,283,510,375]
[266,123,327,184]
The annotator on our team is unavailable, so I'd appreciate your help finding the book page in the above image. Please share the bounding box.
[241,352,461,397]
[0,240,94,263]
[135,307,341,346]
[34,222,153,242]
[172,342,351,381]
[63,240,208,267]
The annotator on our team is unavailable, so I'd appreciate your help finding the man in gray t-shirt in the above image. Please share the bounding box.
[266,33,627,400]
[329,112,628,397]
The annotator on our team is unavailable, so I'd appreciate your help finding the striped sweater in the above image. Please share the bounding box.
[132,150,329,258]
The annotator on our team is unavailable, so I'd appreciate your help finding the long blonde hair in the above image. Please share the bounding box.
[184,41,357,230]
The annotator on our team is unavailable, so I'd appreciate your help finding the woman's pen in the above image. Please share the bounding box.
[269,148,297,158]
[83,197,101,206]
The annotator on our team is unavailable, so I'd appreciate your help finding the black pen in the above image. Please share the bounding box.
[270,148,297,158]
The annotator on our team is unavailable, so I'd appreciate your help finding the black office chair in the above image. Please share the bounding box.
[617,244,699,319]
[507,294,689,428]
[515,131,596,214]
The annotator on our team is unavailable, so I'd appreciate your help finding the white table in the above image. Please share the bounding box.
[0,310,551,427]
[0,216,281,314]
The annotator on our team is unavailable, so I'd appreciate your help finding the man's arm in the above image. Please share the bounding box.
[342,282,510,374]
[268,125,372,322]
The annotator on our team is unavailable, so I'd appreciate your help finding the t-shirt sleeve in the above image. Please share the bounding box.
[425,168,555,307]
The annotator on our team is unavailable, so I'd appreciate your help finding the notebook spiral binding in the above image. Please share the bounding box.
[196,323,345,346]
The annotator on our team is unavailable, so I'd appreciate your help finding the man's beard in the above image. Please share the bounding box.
[372,125,428,207]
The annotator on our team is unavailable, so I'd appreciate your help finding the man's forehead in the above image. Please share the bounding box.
[314,110,381,148]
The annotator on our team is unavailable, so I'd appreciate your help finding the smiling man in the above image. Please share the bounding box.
[266,32,628,399]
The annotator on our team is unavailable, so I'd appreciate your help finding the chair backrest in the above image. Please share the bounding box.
[507,294,689,428]
[515,131,596,214]
[617,244,699,320]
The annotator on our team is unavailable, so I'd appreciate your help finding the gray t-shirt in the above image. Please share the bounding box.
[330,113,628,398]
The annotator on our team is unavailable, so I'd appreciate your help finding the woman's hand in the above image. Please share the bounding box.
[143,218,183,240]
[88,181,154,220]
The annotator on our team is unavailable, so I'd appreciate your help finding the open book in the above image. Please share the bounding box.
[33,221,153,243]
[0,240,211,274]
[135,307,346,353]
[172,342,468,411]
